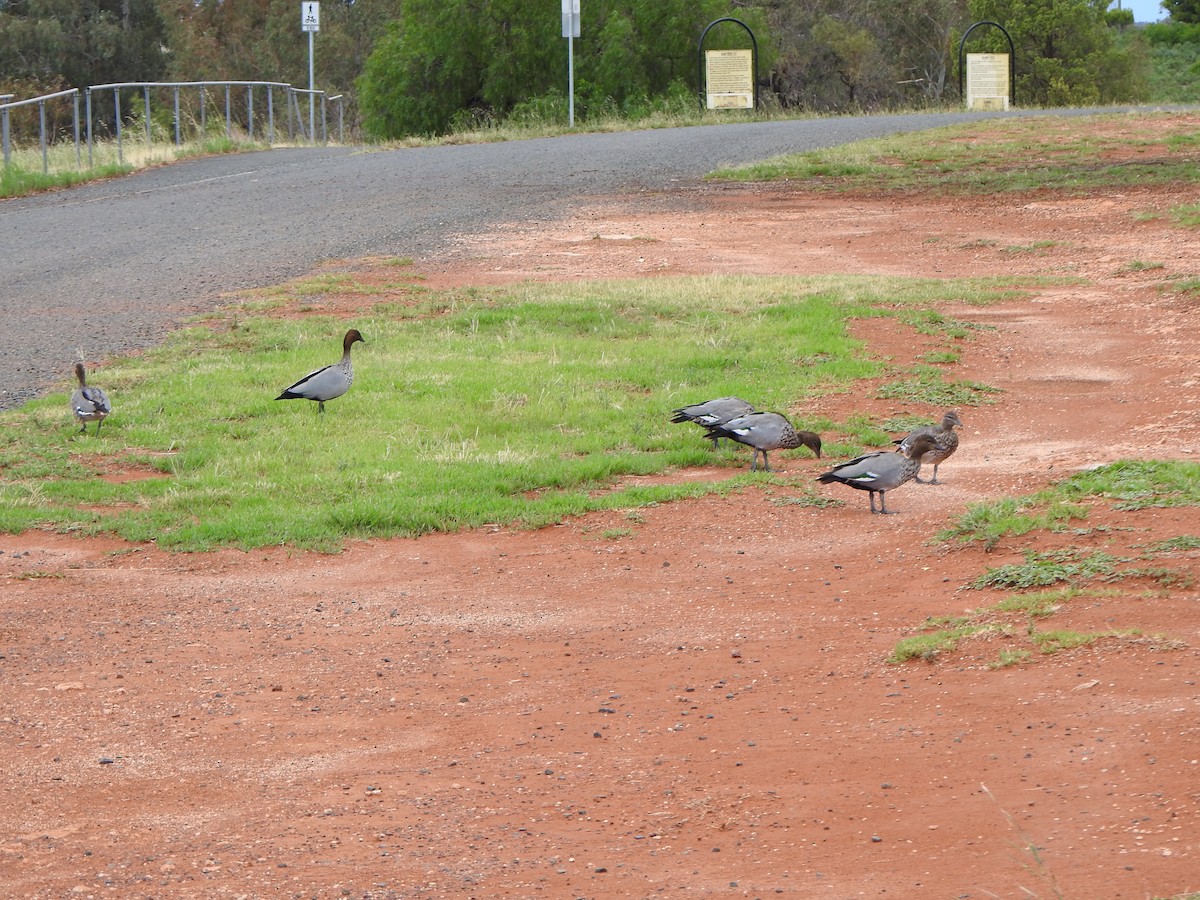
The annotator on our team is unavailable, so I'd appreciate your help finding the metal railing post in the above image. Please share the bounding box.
[144,84,152,152]
[114,87,123,164]
[38,100,48,173]
[73,91,81,168]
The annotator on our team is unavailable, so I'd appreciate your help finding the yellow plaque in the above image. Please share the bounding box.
[706,49,754,110]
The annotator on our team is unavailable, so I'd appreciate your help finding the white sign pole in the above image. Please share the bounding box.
[301,2,320,141]
[561,0,579,127]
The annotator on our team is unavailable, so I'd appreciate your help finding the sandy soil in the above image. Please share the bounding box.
[3,128,1200,899]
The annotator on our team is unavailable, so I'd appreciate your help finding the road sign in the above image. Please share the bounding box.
[561,0,580,38]
[302,1,320,33]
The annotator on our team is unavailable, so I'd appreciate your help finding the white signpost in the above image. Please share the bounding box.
[301,2,320,140]
[561,0,580,127]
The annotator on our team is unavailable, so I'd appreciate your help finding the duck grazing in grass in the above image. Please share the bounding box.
[70,362,111,435]
[895,409,962,484]
[276,328,365,413]
[816,433,938,514]
[703,411,822,472]
[671,396,756,447]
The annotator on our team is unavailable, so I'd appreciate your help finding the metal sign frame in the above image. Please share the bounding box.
[697,18,758,111]
[957,21,1016,107]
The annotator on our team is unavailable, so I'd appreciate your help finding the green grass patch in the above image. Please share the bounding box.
[939,460,1200,549]
[710,112,1200,195]
[1169,203,1200,227]
[0,274,1024,550]
[889,585,1144,666]
[901,459,1200,666]
[876,364,1002,406]
[972,549,1124,590]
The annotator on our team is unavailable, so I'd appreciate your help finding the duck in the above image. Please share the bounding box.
[70,362,111,435]
[703,411,822,472]
[816,433,938,514]
[894,409,962,484]
[671,396,756,447]
[275,328,365,413]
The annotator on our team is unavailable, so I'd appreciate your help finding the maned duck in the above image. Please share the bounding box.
[816,433,938,514]
[895,409,962,484]
[703,411,822,472]
[70,362,111,436]
[275,328,365,413]
[671,396,756,447]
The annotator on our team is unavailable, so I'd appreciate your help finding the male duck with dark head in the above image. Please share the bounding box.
[276,328,365,414]
[702,411,821,472]
[817,433,938,514]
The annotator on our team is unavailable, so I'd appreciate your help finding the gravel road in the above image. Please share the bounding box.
[0,108,1099,409]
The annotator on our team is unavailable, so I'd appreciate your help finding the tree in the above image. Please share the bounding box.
[1163,0,1200,23]
[966,0,1148,105]
[761,0,967,111]
[872,0,970,101]
[0,0,167,91]
[358,0,760,137]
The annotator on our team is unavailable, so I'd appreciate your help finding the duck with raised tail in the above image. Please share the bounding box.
[70,362,111,435]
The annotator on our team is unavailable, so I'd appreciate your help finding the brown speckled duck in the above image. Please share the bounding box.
[895,410,962,484]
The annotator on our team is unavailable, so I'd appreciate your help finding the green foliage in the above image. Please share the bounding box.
[359,0,759,137]
[1144,21,1200,43]
[1164,0,1200,24]
[0,0,167,90]
[766,0,970,109]
[1054,459,1200,509]
[889,584,1148,667]
[965,0,1149,105]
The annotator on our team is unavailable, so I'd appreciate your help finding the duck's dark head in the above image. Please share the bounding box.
[906,433,939,459]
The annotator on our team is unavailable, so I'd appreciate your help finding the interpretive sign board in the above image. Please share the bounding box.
[705,49,753,109]
[966,53,1009,110]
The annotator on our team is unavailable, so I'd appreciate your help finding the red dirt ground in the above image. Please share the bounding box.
[3,129,1199,898]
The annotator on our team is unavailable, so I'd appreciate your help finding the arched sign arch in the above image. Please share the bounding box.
[697,18,759,110]
[958,21,1016,108]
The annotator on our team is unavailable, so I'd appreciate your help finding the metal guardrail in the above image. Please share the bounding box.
[2,80,346,174]
[1,88,82,173]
